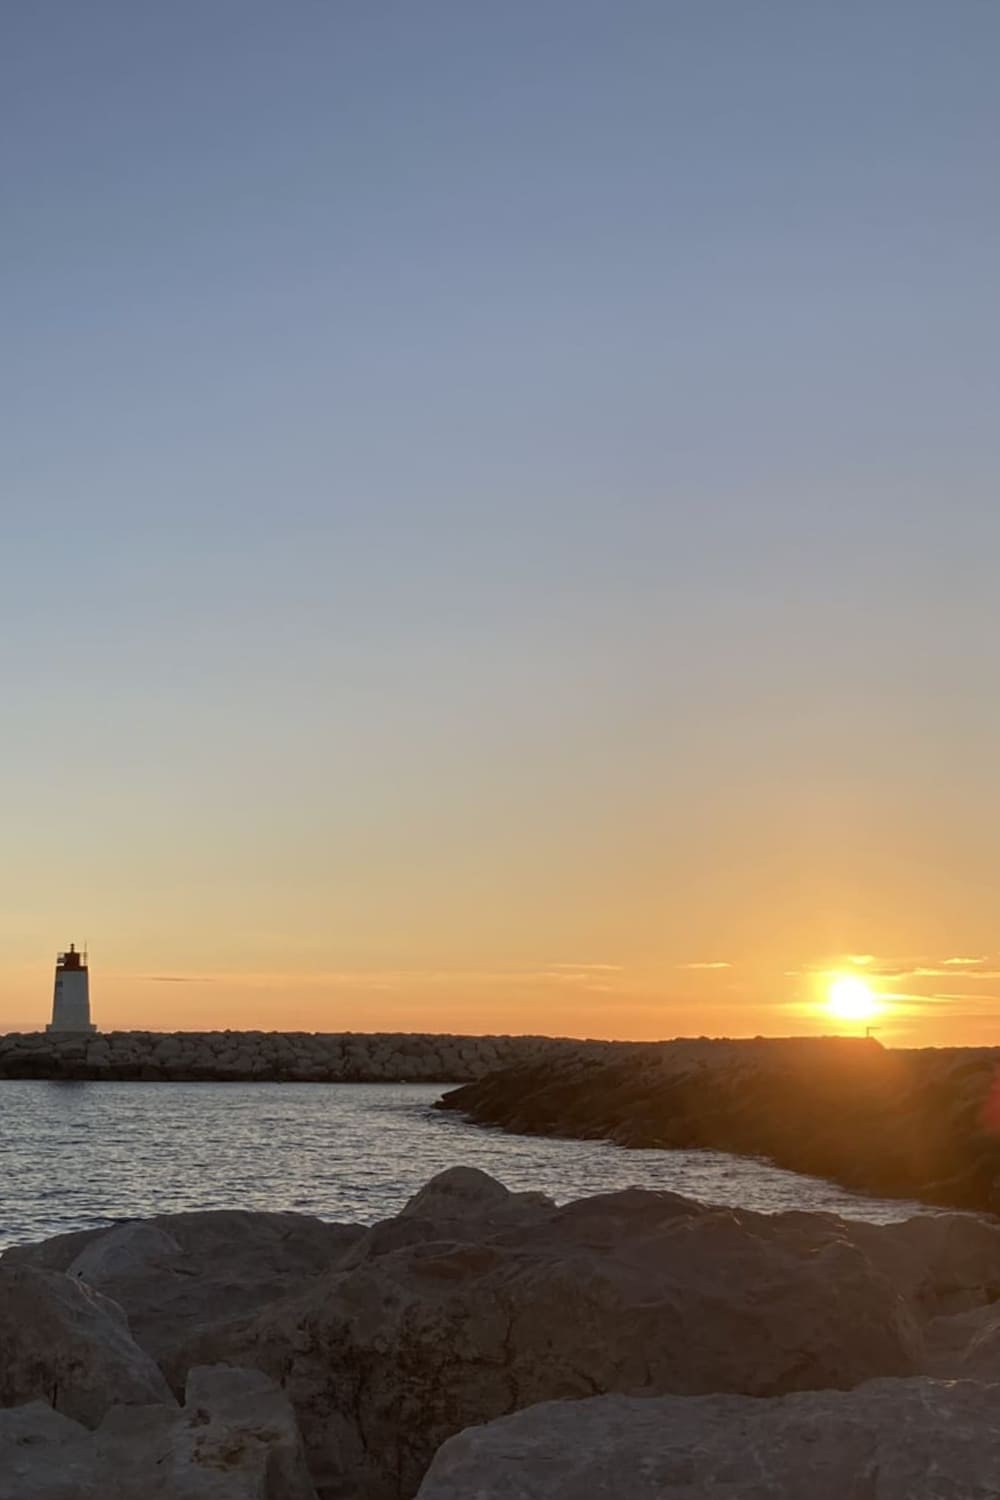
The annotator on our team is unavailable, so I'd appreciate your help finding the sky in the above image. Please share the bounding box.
[3,2,999,1042]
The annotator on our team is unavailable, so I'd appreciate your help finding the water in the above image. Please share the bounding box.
[0,1080,936,1250]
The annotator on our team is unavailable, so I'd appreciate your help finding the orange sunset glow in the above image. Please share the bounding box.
[3,938,999,1045]
[4,4,998,1056]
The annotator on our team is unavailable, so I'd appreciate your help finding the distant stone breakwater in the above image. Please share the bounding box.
[0,1029,599,1083]
[439,1036,1000,1215]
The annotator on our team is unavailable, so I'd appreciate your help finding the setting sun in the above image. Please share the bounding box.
[826,975,880,1023]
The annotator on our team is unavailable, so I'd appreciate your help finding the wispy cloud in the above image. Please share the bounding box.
[546,963,623,973]
[926,992,1000,1006]
[116,966,624,992]
[143,975,214,984]
[680,961,732,971]
[913,967,1000,980]
[880,993,956,1007]
[805,956,1000,982]
[880,991,1000,1012]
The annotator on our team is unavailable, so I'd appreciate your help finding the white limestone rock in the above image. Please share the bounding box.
[416,1379,1000,1499]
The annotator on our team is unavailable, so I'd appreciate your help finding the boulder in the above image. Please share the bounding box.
[0,1402,99,1500]
[0,1263,173,1424]
[12,1170,1000,1499]
[67,1223,183,1285]
[398,1165,552,1223]
[840,1208,1000,1318]
[0,1367,316,1500]
[337,1166,555,1270]
[923,1300,1000,1379]
[177,1365,316,1498]
[4,1210,364,1378]
[171,1177,921,1499]
[416,1379,1000,1499]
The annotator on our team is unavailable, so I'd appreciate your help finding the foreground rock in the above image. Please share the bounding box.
[0,1029,594,1082]
[416,1379,1000,1499]
[0,1263,173,1423]
[9,1168,1000,1498]
[0,1365,315,1500]
[150,1173,924,1497]
[438,1036,1000,1214]
[4,1209,363,1374]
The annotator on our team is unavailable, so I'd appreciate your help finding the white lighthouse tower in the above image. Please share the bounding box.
[47,944,96,1033]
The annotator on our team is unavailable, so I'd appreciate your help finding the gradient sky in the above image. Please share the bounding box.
[4,2,999,1041]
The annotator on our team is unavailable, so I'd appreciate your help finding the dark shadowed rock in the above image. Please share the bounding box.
[0,1263,173,1424]
[437,1037,1000,1214]
[838,1208,1000,1318]
[415,1379,1000,1499]
[398,1165,553,1224]
[67,1223,184,1283]
[0,1366,316,1499]
[338,1167,556,1269]
[10,1169,1000,1498]
[166,1175,921,1499]
[0,1403,98,1500]
[3,1209,363,1377]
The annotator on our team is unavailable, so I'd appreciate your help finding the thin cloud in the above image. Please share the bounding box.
[847,954,876,966]
[880,993,957,1007]
[546,963,623,973]
[914,968,1000,980]
[807,957,1000,982]
[926,992,1000,1006]
[881,992,1000,1011]
[143,975,214,984]
[680,961,732,971]
[122,967,626,992]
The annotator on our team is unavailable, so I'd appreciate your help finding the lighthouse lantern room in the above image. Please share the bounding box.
[47,944,96,1033]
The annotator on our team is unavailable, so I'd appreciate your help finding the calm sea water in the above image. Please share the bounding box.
[0,1080,936,1250]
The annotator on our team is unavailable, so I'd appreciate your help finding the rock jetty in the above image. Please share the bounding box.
[438,1035,1000,1215]
[5,1165,1000,1497]
[0,1029,594,1082]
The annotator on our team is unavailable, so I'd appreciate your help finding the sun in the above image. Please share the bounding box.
[826,975,880,1023]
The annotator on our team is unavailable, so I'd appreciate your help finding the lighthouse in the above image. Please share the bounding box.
[47,944,96,1033]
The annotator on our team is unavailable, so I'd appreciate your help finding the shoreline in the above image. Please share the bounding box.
[437,1035,1000,1217]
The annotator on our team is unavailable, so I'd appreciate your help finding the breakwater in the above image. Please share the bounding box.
[5,1164,1000,1498]
[0,1029,594,1083]
[438,1036,1000,1215]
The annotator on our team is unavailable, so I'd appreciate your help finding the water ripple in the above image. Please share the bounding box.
[0,1080,936,1249]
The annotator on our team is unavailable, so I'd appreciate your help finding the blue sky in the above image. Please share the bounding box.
[3,2,999,1036]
